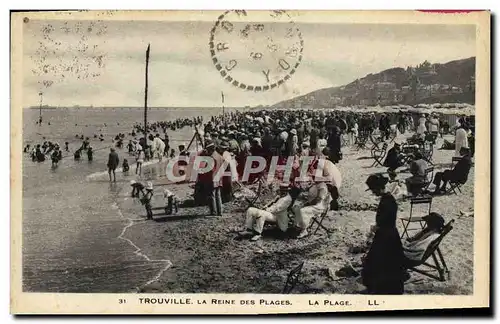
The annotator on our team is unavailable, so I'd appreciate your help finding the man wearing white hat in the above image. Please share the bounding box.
[240,185,301,241]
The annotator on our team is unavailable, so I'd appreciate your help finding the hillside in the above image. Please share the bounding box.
[273,57,475,108]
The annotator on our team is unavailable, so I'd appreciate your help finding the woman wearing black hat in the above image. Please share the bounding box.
[361,174,406,295]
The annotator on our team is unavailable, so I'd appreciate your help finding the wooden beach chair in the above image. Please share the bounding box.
[388,127,397,143]
[400,195,432,239]
[411,167,434,195]
[447,178,467,195]
[370,142,388,167]
[421,141,434,165]
[406,220,455,281]
[355,132,369,150]
[282,261,305,294]
[243,177,265,209]
[307,205,331,236]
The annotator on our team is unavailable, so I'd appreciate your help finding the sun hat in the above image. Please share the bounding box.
[219,141,230,149]
[365,174,389,191]
[163,188,173,198]
[146,181,153,190]
[205,140,215,148]
[290,129,297,135]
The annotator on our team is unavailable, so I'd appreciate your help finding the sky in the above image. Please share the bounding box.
[22,14,476,108]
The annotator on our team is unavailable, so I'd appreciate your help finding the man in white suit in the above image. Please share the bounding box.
[240,185,301,241]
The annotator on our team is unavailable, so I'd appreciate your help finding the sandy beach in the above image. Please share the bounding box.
[113,133,474,295]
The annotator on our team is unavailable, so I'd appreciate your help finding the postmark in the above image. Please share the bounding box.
[209,10,304,91]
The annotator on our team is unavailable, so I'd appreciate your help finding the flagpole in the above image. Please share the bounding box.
[38,91,43,125]
[221,91,225,124]
[144,44,150,155]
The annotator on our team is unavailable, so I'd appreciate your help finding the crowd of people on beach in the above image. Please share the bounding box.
[25,107,475,294]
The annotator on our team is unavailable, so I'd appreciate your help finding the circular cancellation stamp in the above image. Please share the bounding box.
[209,10,304,92]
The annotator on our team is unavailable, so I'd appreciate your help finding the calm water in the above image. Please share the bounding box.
[22,107,224,292]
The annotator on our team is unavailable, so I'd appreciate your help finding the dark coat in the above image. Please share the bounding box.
[362,193,406,294]
[107,151,120,169]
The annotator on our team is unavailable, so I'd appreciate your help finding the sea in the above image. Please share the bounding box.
[21,107,227,292]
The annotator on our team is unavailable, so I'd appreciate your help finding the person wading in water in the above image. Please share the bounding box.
[107,148,119,182]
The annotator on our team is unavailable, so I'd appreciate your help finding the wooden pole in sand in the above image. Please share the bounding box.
[38,91,43,125]
[144,44,150,158]
[221,91,225,124]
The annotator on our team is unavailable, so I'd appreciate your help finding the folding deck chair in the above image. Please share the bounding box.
[447,178,467,195]
[421,141,434,165]
[370,142,388,167]
[307,205,331,236]
[406,220,455,281]
[282,261,305,294]
[400,195,432,239]
[355,132,369,150]
[417,167,434,195]
[243,177,265,209]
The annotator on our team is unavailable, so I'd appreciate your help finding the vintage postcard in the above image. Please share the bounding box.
[11,10,490,314]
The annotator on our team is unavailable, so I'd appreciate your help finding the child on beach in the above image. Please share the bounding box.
[130,180,145,198]
[51,149,60,168]
[169,149,175,159]
[74,148,81,161]
[136,148,145,175]
[122,159,130,173]
[141,182,154,220]
[164,188,179,215]
[87,146,93,162]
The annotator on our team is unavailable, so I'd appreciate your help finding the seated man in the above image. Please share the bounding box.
[432,147,472,194]
[292,181,332,239]
[240,184,301,241]
[122,159,130,173]
[383,143,405,179]
[403,212,444,262]
[405,152,428,196]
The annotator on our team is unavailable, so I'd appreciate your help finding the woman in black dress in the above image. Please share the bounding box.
[361,174,406,295]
